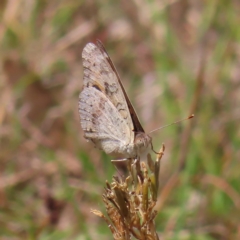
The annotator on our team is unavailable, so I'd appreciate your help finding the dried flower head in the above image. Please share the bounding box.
[91,144,165,240]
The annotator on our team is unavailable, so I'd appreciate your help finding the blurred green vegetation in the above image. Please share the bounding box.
[0,0,240,239]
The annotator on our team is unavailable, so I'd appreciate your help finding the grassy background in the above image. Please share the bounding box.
[1,0,240,239]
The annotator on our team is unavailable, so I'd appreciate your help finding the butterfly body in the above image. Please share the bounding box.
[79,42,152,159]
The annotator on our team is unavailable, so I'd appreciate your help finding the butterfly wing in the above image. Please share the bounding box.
[96,41,145,133]
[81,42,136,138]
[79,86,133,156]
[80,42,137,155]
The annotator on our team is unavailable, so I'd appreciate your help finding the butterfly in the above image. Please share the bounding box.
[78,41,154,159]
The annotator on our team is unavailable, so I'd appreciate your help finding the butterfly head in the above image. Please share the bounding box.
[134,132,152,154]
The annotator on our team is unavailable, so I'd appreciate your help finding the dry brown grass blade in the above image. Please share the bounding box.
[201,174,240,210]
[156,51,206,211]
[55,21,96,52]
[0,161,57,190]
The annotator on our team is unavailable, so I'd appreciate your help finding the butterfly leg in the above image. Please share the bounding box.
[111,158,136,176]
[151,141,161,154]
[111,158,129,163]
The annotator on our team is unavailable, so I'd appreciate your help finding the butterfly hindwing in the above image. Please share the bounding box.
[79,87,132,155]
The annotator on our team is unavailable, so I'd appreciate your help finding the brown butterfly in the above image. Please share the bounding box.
[78,41,154,159]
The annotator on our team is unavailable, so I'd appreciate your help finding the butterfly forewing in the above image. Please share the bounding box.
[96,41,145,133]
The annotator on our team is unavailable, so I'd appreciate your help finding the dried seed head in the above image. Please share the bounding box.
[92,144,165,240]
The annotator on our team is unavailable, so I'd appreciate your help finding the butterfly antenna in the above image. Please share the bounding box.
[148,114,194,134]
